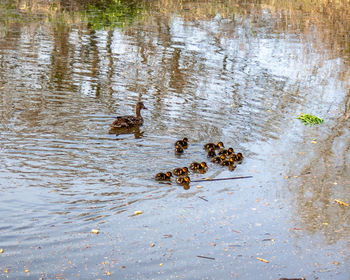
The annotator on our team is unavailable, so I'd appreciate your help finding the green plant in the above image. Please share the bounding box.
[297,113,324,126]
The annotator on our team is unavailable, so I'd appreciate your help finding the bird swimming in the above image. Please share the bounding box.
[110,102,147,129]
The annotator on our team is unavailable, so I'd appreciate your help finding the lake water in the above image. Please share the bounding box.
[0,0,349,279]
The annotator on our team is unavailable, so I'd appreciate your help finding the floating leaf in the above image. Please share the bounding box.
[334,199,349,207]
[257,257,269,263]
[134,210,143,215]
[91,229,99,234]
[297,113,324,126]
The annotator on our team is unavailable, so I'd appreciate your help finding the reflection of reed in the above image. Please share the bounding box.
[288,89,350,244]
[5,0,350,66]
[151,0,350,65]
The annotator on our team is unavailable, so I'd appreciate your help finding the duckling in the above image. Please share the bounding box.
[199,161,208,170]
[220,159,231,166]
[207,148,216,158]
[191,162,208,173]
[173,167,189,176]
[203,143,216,150]
[221,157,236,166]
[190,161,201,170]
[155,171,173,181]
[176,176,191,185]
[198,162,208,173]
[110,102,147,129]
[218,147,234,156]
[175,145,184,154]
[223,156,237,171]
[211,154,226,164]
[190,161,207,170]
[203,141,224,150]
[216,141,225,149]
[228,163,237,171]
[234,152,243,163]
[175,137,188,149]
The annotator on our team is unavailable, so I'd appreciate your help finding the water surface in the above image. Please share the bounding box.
[0,0,349,279]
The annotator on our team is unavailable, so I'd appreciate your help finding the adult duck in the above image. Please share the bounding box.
[110,102,147,129]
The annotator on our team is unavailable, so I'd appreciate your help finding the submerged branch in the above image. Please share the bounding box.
[191,176,253,182]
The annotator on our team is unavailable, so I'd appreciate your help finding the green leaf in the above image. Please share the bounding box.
[297,113,324,126]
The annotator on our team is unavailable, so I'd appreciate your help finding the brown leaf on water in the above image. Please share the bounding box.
[334,199,349,207]
[256,257,269,263]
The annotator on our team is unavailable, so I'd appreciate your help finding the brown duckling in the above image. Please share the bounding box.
[110,102,147,129]
[189,161,201,170]
[189,161,207,170]
[220,159,231,166]
[228,163,237,171]
[234,152,243,163]
[176,176,191,185]
[175,145,184,154]
[203,141,224,150]
[207,148,216,158]
[173,167,189,176]
[190,162,208,173]
[203,143,216,150]
[199,161,208,170]
[211,154,226,164]
[221,157,236,166]
[218,147,234,156]
[175,137,188,149]
[155,171,172,181]
[216,141,225,149]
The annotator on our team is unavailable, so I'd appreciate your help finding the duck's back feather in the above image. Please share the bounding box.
[111,116,143,128]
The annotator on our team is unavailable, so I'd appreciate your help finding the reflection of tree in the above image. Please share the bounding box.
[50,24,71,91]
[292,89,350,244]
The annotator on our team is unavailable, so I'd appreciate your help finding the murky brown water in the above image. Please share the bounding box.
[0,0,349,279]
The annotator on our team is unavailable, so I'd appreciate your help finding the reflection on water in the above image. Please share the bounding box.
[0,0,349,279]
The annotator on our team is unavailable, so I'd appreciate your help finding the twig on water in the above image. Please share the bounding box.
[191,175,253,183]
[198,196,208,202]
[197,255,215,260]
